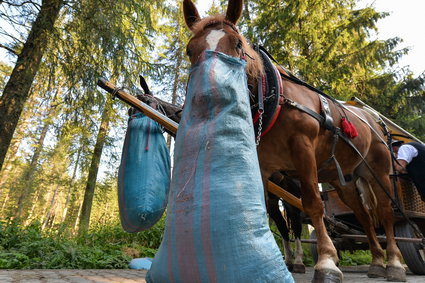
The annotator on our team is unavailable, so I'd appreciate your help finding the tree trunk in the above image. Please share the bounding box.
[167,46,183,148]
[73,198,83,233]
[15,111,53,220]
[101,202,109,226]
[42,184,60,230]
[24,190,42,226]
[0,0,63,172]
[1,192,9,212]
[243,0,254,42]
[78,96,113,235]
[61,146,82,223]
[47,198,60,230]
[0,132,23,189]
[0,94,37,190]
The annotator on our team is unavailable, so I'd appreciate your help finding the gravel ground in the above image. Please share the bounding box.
[293,265,425,283]
[0,266,424,282]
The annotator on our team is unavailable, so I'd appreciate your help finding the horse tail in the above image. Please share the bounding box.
[355,177,380,227]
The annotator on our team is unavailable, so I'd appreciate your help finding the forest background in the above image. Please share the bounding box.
[0,0,424,268]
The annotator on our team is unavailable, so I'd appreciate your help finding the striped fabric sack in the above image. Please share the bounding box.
[118,112,170,233]
[147,51,293,282]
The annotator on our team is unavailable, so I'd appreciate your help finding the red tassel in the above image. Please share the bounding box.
[341,117,358,138]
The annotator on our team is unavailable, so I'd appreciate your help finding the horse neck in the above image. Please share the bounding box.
[248,76,259,99]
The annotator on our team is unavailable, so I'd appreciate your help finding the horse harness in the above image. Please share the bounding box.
[251,47,283,145]
[251,46,342,136]
[251,46,396,187]
[251,47,425,238]
[251,47,349,185]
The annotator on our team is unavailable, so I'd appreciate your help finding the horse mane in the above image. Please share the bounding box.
[191,15,264,80]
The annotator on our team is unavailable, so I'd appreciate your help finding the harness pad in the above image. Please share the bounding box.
[252,47,282,137]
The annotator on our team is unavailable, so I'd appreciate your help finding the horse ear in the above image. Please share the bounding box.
[183,0,201,30]
[226,0,244,24]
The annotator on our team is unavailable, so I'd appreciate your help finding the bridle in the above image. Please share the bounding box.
[200,19,253,61]
[196,20,269,144]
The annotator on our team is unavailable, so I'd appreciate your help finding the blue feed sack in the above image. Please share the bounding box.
[147,51,293,282]
[118,112,170,233]
[129,258,153,270]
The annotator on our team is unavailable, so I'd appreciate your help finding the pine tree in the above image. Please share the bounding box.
[246,0,425,137]
[0,0,64,171]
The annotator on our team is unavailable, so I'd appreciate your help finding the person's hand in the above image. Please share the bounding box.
[394,159,408,173]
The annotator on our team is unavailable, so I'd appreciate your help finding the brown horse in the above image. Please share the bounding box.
[179,0,405,281]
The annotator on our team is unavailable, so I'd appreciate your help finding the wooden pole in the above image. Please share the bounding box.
[349,97,423,143]
[97,78,178,134]
[99,77,306,211]
[267,180,304,211]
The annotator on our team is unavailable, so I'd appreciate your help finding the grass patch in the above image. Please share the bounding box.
[339,250,372,266]
[0,218,165,269]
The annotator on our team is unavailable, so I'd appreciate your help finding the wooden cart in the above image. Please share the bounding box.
[313,179,425,275]
[307,97,425,275]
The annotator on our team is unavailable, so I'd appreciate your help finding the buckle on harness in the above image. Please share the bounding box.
[283,98,296,107]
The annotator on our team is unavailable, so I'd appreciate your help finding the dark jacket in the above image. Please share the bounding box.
[405,142,425,201]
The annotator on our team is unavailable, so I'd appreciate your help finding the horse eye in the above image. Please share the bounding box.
[186,48,192,57]
[236,40,243,50]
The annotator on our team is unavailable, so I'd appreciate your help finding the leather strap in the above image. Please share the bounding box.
[281,96,325,125]
[282,96,346,186]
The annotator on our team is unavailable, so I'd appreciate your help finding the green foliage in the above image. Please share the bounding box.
[339,250,372,266]
[249,0,400,97]
[0,218,165,269]
[154,1,191,105]
[243,0,425,139]
[270,223,375,267]
[83,217,165,252]
[0,61,12,92]
[270,223,315,266]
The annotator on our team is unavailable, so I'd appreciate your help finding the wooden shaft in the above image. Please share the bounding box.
[301,235,424,244]
[97,77,178,134]
[267,180,304,211]
[350,96,423,143]
[340,234,424,244]
[99,77,305,212]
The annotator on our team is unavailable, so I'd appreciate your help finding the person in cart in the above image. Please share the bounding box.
[392,140,425,201]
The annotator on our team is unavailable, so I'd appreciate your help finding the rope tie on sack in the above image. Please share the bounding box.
[111,87,124,100]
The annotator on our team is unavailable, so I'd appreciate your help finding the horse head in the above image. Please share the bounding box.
[183,0,263,88]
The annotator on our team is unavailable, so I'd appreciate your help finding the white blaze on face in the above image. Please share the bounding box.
[206,29,225,51]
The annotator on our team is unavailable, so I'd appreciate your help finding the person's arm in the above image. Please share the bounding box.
[395,159,408,173]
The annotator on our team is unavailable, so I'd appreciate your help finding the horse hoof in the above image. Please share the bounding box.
[386,266,406,282]
[367,264,386,278]
[312,269,342,283]
[292,263,306,273]
[286,262,294,272]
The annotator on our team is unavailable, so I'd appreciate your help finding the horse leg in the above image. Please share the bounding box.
[290,215,305,273]
[366,174,406,282]
[291,140,342,282]
[267,194,294,271]
[286,201,305,273]
[293,237,305,273]
[331,180,386,278]
[283,239,294,272]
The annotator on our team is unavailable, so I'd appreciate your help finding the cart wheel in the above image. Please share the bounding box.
[394,221,425,275]
[310,229,318,264]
